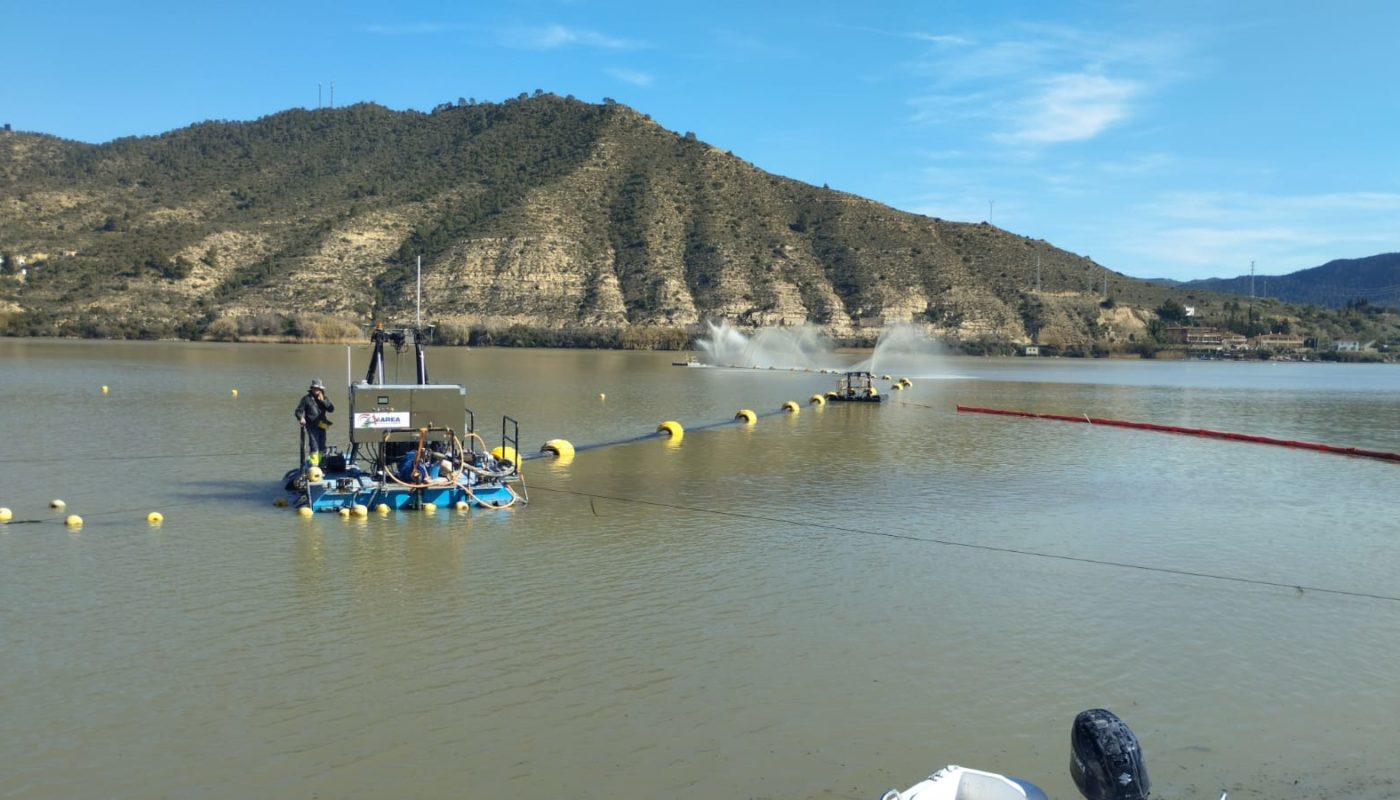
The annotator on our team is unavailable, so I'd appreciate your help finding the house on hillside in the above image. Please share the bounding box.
[1334,339,1361,352]
[1250,333,1305,352]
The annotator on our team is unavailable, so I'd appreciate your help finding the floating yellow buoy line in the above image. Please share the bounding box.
[65,514,83,528]
[147,511,164,525]
[782,401,800,415]
[735,409,757,425]
[423,502,438,513]
[101,385,109,394]
[541,438,575,462]
[657,420,684,442]
[810,394,826,406]
[50,499,66,510]
[0,507,12,523]
[900,378,913,387]
[376,503,390,514]
[231,388,239,397]
[298,506,313,518]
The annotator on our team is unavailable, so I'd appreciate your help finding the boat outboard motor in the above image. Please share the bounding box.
[1070,709,1149,800]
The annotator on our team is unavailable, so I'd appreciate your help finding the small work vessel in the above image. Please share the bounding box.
[672,354,706,367]
[881,709,1161,800]
[282,322,525,512]
[826,370,884,403]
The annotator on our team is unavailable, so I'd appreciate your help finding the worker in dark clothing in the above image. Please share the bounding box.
[294,379,335,464]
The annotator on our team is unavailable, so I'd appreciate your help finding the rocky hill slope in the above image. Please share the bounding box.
[0,94,1303,348]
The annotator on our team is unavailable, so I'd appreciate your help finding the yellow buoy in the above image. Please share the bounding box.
[0,507,12,523]
[901,378,912,387]
[782,401,800,414]
[891,382,903,390]
[375,503,390,514]
[338,507,351,519]
[541,438,575,460]
[306,466,324,482]
[882,374,892,381]
[231,388,239,397]
[657,420,684,442]
[50,499,66,510]
[352,504,368,518]
[810,394,826,406]
[147,511,164,524]
[490,445,519,469]
[735,409,757,425]
[298,506,313,518]
[454,500,469,512]
[101,385,109,394]
[65,514,83,528]
[423,502,438,513]
[599,392,606,401]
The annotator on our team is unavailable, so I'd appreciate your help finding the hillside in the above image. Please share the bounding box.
[1172,254,1400,311]
[1,94,1397,354]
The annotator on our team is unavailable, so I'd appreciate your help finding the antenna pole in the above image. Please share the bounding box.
[416,255,422,329]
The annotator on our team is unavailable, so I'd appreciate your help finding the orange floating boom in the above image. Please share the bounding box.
[955,405,1400,464]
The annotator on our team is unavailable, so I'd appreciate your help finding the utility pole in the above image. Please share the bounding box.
[1248,260,1255,331]
[989,200,994,225]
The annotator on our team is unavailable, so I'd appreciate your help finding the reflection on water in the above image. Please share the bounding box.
[2,338,1400,799]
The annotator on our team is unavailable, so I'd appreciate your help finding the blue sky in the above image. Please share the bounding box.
[6,0,1397,281]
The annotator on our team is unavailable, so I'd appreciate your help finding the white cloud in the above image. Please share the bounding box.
[907,24,1185,146]
[499,24,639,50]
[1002,72,1140,143]
[606,68,654,87]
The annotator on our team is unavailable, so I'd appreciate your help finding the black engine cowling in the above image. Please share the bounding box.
[1070,709,1150,800]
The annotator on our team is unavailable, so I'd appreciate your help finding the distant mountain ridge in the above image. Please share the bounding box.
[1171,253,1400,310]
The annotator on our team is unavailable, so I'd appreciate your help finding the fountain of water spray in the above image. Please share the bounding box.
[861,322,950,379]
[695,320,840,370]
[693,320,948,377]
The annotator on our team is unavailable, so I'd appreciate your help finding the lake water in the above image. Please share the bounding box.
[3,338,1399,800]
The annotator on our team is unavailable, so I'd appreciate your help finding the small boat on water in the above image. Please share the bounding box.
[826,370,884,403]
[672,354,707,367]
[282,321,525,512]
[882,709,1164,800]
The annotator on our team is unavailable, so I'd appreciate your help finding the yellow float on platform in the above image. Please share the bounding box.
[490,445,518,467]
